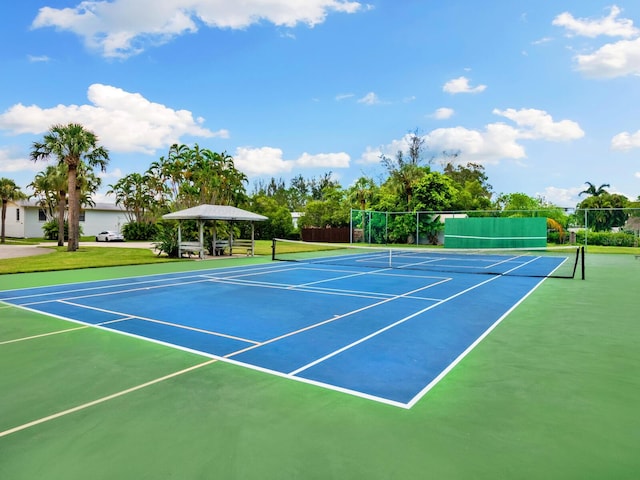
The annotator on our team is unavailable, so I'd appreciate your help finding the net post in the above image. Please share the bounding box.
[581,246,585,280]
[271,238,276,261]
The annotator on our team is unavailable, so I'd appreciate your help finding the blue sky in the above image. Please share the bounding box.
[1,1,640,208]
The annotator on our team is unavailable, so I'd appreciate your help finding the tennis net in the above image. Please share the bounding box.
[272,239,585,279]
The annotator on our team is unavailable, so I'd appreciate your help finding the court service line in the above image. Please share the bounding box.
[0,358,218,439]
[289,255,543,376]
[205,276,393,301]
[290,267,389,288]
[225,278,451,358]
[58,300,260,345]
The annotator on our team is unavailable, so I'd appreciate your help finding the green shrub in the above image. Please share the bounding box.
[574,230,637,247]
[152,221,179,257]
[42,220,82,240]
[122,222,159,241]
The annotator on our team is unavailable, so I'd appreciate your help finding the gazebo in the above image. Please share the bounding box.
[162,205,268,259]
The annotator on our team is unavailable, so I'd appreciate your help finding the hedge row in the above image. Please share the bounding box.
[548,230,638,247]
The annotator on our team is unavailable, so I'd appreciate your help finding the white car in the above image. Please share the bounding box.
[95,231,125,242]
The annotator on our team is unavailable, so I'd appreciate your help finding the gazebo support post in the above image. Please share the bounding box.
[177,222,182,257]
[251,223,255,257]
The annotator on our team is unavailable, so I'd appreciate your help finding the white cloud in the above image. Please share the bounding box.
[635,172,640,179]
[234,146,292,176]
[611,130,640,150]
[98,167,123,180]
[234,146,350,176]
[0,84,226,154]
[574,37,640,78]
[536,186,584,207]
[0,148,40,174]
[426,124,525,164]
[357,92,381,105]
[360,108,583,167]
[532,37,553,45]
[431,107,454,120]
[552,6,638,39]
[493,108,584,141]
[335,93,355,101]
[357,146,382,165]
[297,152,350,168]
[27,55,51,63]
[552,6,640,78]
[442,76,486,94]
[32,0,364,58]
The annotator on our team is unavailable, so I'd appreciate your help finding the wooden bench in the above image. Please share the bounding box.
[213,240,229,256]
[230,239,253,256]
[179,241,205,259]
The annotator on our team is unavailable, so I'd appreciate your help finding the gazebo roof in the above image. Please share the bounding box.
[162,204,268,222]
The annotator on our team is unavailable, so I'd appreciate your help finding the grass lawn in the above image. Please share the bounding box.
[0,251,638,479]
[0,240,276,275]
[0,249,640,480]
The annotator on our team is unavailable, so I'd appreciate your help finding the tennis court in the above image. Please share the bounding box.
[1,251,638,479]
[0,248,573,408]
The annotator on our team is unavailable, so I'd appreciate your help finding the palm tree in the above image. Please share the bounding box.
[579,182,610,197]
[30,123,109,251]
[348,176,376,212]
[29,165,68,246]
[0,177,26,243]
[108,172,155,224]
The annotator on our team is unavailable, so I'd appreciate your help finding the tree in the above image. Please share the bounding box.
[247,194,295,240]
[148,144,247,210]
[31,123,109,251]
[0,178,26,243]
[444,162,493,210]
[412,171,458,212]
[380,129,429,208]
[108,172,156,224]
[298,184,349,228]
[577,192,629,231]
[495,192,542,213]
[579,182,610,197]
[348,176,377,212]
[288,174,310,210]
[29,165,68,246]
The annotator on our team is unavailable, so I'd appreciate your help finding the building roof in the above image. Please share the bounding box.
[16,199,126,211]
[162,204,268,222]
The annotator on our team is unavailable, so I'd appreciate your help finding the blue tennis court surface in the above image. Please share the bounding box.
[0,256,563,408]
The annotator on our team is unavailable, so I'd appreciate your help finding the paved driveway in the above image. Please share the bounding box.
[0,244,54,259]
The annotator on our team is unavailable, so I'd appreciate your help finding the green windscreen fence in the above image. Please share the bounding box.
[444,217,548,248]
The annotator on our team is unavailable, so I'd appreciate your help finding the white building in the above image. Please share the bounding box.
[3,200,128,239]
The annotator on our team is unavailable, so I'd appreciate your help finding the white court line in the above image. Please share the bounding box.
[58,300,259,345]
[204,276,397,301]
[0,325,89,345]
[0,359,218,439]
[225,278,451,359]
[289,255,544,377]
[22,278,213,307]
[405,273,549,408]
[0,261,294,302]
